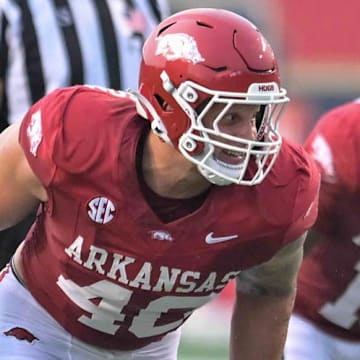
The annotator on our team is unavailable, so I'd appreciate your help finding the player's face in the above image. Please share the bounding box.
[201,103,260,166]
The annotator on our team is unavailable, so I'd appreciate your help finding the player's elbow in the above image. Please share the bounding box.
[236,275,297,298]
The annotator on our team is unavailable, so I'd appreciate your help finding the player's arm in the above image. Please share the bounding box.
[230,233,306,360]
[0,122,47,231]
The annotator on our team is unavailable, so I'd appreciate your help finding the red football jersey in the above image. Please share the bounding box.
[18,85,319,350]
[295,99,360,341]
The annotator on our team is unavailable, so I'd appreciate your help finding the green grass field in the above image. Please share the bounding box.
[176,301,231,360]
[178,339,228,360]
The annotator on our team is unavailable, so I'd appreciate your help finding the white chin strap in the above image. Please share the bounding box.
[196,152,264,186]
[198,164,236,186]
[196,144,246,186]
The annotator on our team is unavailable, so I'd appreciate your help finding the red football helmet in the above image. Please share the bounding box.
[132,8,289,186]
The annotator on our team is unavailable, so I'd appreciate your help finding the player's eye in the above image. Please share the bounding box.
[222,113,236,124]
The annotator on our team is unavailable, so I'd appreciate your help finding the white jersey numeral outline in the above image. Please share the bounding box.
[319,234,360,329]
[57,275,213,337]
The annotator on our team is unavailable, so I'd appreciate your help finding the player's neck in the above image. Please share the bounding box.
[142,132,211,199]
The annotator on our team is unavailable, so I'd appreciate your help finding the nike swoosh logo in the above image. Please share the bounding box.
[205,232,239,244]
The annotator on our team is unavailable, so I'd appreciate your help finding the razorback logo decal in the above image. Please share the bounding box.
[156,33,205,64]
[4,327,39,343]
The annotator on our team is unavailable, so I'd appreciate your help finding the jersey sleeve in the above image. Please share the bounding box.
[18,87,76,187]
[304,103,359,189]
[19,85,126,189]
[283,145,321,244]
[303,102,360,234]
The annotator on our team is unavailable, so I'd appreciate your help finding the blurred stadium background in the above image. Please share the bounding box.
[166,0,360,358]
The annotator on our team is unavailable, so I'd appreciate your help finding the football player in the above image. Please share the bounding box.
[285,99,360,359]
[0,8,319,360]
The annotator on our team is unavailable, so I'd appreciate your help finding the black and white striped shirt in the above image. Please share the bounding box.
[0,0,169,129]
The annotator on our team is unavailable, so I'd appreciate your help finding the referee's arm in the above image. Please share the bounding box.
[0,80,3,109]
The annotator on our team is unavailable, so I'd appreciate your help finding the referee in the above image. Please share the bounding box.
[0,0,169,267]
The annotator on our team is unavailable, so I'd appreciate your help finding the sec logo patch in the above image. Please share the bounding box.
[87,197,116,224]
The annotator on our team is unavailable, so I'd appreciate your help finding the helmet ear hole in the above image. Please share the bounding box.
[154,94,173,112]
